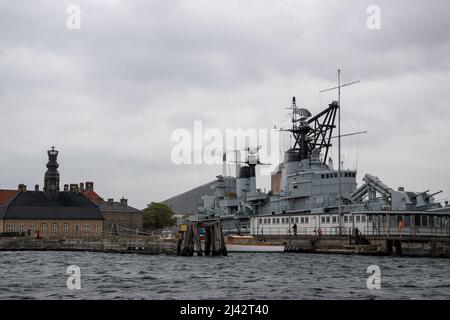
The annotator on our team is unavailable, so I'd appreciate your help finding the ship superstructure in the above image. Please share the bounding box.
[194,96,450,237]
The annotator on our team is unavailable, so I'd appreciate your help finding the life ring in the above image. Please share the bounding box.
[317,228,322,236]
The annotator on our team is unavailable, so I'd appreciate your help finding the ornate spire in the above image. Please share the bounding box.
[43,146,60,199]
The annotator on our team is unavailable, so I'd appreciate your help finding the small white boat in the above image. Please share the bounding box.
[225,235,285,253]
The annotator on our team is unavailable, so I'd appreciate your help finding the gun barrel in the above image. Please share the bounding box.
[428,190,443,198]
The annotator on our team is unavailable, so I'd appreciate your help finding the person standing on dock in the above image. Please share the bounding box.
[292,223,298,236]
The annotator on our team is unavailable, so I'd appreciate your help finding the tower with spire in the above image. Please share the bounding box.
[43,146,60,199]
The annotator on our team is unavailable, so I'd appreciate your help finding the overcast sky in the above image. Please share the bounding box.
[1,0,450,209]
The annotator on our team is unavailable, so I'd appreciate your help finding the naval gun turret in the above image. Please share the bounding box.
[350,173,442,211]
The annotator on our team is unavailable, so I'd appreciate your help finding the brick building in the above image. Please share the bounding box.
[60,182,143,232]
[99,198,143,232]
[0,147,104,239]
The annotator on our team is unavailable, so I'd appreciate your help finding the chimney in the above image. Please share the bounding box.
[86,182,94,191]
[18,184,27,192]
[120,197,128,206]
[107,198,114,204]
[64,184,69,192]
[80,183,84,192]
[35,184,39,191]
[70,184,79,192]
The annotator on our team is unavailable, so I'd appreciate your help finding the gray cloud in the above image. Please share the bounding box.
[1,0,450,208]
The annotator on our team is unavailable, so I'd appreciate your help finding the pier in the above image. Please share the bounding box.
[267,234,450,257]
[177,221,227,256]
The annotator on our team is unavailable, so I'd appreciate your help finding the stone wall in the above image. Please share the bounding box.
[0,238,177,255]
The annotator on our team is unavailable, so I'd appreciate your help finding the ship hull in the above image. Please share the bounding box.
[226,243,285,253]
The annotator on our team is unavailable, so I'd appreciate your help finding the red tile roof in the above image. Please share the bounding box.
[82,190,103,204]
[0,190,18,206]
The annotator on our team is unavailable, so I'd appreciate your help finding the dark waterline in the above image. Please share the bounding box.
[0,251,449,299]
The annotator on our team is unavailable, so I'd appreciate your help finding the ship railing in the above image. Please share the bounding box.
[255,225,450,237]
[362,225,450,238]
[257,227,354,236]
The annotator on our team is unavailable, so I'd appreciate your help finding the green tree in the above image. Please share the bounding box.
[143,202,177,229]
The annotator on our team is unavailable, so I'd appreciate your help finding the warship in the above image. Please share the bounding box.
[193,76,450,238]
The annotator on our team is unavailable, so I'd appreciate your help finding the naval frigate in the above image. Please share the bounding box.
[193,92,450,237]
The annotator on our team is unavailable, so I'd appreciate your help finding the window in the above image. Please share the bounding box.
[326,216,330,223]
[276,218,280,224]
[326,174,329,179]
[52,224,58,233]
[84,224,90,233]
[334,173,338,178]
[293,185,298,189]
[29,224,35,234]
[350,216,354,222]
[63,224,69,232]
[40,224,47,233]
[305,217,309,224]
[321,216,325,223]
[75,224,80,232]
[18,225,24,233]
[362,215,367,222]
[356,215,361,222]
[295,218,299,223]
[258,219,262,224]
[404,215,411,227]
[332,216,337,223]
[94,224,100,233]
[300,217,305,224]
[321,174,325,179]
[6,224,14,232]
[429,216,435,227]
[291,218,295,224]
[421,215,428,227]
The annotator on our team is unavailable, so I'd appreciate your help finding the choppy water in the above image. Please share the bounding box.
[0,251,449,299]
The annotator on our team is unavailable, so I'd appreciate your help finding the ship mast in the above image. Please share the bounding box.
[320,70,359,233]
[338,70,342,227]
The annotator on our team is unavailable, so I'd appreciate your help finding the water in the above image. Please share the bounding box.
[0,251,449,299]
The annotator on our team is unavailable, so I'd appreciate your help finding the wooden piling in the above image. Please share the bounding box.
[204,226,211,256]
[219,221,228,256]
[192,224,203,256]
[177,221,227,257]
